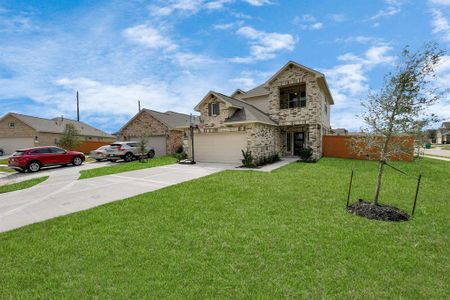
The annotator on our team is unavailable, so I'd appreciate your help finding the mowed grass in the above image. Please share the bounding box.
[0,176,48,194]
[0,158,448,298]
[0,166,14,173]
[78,156,177,179]
[0,158,8,165]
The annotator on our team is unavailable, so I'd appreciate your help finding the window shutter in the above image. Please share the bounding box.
[208,103,212,116]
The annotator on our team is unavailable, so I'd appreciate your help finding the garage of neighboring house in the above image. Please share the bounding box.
[0,137,35,154]
[118,109,195,156]
[193,131,247,164]
[127,135,167,157]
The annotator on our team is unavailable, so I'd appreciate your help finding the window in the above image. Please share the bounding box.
[50,147,66,154]
[208,102,220,116]
[324,102,328,114]
[8,122,15,128]
[286,132,291,152]
[280,84,306,109]
[31,148,51,154]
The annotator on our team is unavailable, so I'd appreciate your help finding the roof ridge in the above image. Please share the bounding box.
[214,92,273,119]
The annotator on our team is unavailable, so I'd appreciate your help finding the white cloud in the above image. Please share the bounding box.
[122,25,178,51]
[323,45,396,129]
[335,36,384,44]
[149,0,271,17]
[430,55,450,121]
[230,26,296,63]
[429,0,450,5]
[293,14,324,30]
[229,70,272,90]
[368,0,404,21]
[431,9,450,42]
[243,0,272,6]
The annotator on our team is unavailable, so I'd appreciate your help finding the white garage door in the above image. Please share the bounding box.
[0,138,35,155]
[194,132,247,164]
[130,136,167,157]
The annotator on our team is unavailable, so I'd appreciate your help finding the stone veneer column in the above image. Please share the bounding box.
[308,124,322,159]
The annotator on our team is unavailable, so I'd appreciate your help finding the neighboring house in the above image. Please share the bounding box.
[118,109,197,156]
[0,112,115,154]
[332,128,348,136]
[436,122,450,144]
[181,61,334,164]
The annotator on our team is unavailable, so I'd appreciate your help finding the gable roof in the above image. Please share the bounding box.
[442,122,450,129]
[236,60,334,104]
[118,109,198,134]
[241,84,269,99]
[2,112,115,138]
[199,92,277,126]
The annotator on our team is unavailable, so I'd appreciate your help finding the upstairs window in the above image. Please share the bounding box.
[280,84,306,109]
[324,102,328,114]
[208,102,220,116]
[8,122,15,128]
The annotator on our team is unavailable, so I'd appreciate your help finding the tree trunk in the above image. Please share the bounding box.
[373,159,385,206]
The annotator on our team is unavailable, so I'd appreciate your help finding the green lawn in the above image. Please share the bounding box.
[0,166,15,173]
[0,158,448,298]
[441,145,450,151]
[0,158,8,165]
[78,156,177,179]
[0,176,48,194]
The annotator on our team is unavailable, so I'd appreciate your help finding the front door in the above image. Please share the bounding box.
[293,132,304,155]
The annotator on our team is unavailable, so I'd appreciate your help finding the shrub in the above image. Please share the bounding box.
[298,147,313,161]
[175,146,184,154]
[174,152,187,161]
[241,149,255,168]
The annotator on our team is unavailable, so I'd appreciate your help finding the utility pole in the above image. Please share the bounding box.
[76,91,80,121]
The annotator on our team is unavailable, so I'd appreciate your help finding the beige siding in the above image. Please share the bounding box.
[242,95,270,113]
[0,115,37,138]
[194,132,247,164]
[0,138,35,154]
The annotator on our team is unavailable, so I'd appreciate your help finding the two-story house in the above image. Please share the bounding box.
[436,122,450,144]
[182,61,334,164]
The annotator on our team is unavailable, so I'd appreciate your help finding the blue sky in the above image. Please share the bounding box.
[1,0,450,133]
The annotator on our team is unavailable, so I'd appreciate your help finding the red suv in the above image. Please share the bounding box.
[8,146,85,173]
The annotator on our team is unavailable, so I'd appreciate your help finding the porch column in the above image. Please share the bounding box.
[308,124,322,159]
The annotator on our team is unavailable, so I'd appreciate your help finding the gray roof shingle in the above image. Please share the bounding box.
[8,113,114,138]
[213,92,277,126]
[143,109,199,129]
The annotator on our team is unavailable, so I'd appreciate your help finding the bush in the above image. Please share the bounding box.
[298,147,313,161]
[241,149,255,168]
[175,146,184,154]
[174,152,187,161]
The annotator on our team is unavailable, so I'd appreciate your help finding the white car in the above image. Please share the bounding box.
[105,141,155,162]
[89,145,111,162]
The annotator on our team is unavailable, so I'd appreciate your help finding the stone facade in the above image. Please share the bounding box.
[246,123,278,159]
[267,64,325,126]
[120,111,168,138]
[119,110,183,155]
[198,94,237,128]
[188,62,333,162]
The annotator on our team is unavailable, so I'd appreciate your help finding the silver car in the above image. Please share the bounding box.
[105,141,155,162]
[89,145,111,162]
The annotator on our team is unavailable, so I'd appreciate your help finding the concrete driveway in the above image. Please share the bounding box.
[0,163,230,233]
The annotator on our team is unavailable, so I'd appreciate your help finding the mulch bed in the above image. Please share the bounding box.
[347,199,410,222]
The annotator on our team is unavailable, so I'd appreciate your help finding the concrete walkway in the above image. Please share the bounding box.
[0,163,229,233]
[424,148,450,158]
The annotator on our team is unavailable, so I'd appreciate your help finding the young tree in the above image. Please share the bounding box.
[353,43,444,206]
[137,134,148,162]
[58,124,81,149]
